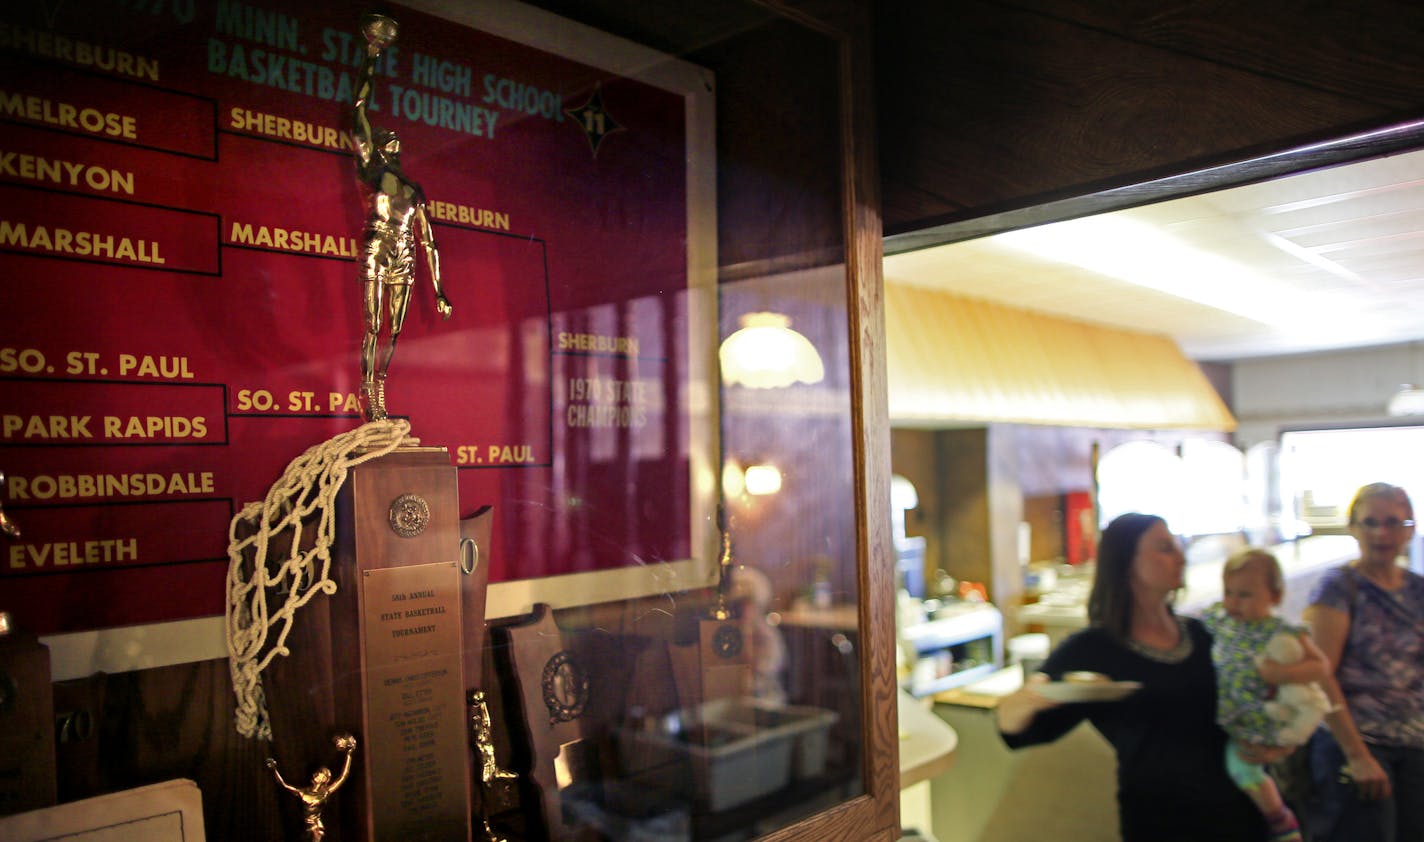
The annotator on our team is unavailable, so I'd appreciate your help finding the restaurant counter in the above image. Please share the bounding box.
[1017,534,1357,645]
[897,686,959,840]
[898,687,958,788]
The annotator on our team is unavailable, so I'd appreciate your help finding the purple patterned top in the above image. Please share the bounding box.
[1308,565,1424,748]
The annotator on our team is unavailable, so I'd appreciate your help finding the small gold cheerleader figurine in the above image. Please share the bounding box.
[266,732,357,841]
[0,470,20,539]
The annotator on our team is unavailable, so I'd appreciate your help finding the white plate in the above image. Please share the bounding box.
[1034,680,1142,703]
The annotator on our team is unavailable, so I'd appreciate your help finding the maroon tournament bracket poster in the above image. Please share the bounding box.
[0,0,715,635]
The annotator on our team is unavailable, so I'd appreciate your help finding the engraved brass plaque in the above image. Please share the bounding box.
[361,562,467,841]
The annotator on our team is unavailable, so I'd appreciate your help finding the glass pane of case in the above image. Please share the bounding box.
[0,1,873,839]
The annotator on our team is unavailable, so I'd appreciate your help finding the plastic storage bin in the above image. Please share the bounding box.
[698,697,838,779]
[618,697,839,811]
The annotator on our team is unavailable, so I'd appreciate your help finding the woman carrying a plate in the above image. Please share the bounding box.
[997,513,1287,842]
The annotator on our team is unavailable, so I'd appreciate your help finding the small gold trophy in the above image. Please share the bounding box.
[266,733,357,842]
[711,521,736,621]
[470,690,518,842]
[0,469,21,539]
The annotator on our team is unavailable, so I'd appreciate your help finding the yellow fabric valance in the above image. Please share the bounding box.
[885,283,1236,430]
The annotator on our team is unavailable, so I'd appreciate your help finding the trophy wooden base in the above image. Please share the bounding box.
[0,630,56,817]
[491,605,601,842]
[263,447,473,842]
[669,617,754,711]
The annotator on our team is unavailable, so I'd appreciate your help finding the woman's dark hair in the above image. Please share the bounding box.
[1088,512,1166,642]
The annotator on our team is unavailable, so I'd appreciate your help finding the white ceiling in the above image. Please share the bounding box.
[883,147,1424,363]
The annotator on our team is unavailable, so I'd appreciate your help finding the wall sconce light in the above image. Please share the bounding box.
[722,459,783,497]
[890,474,919,512]
[742,463,783,496]
[718,311,825,389]
[890,473,919,542]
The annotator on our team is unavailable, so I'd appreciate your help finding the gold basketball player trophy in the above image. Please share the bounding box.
[352,12,453,421]
[230,16,476,842]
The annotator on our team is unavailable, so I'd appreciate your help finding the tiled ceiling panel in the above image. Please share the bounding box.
[884,148,1424,361]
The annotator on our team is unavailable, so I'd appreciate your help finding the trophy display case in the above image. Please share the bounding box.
[0,0,894,839]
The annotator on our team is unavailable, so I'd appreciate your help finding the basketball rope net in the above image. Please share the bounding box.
[225,418,412,739]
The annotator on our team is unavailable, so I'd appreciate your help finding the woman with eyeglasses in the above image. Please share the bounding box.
[1301,482,1424,842]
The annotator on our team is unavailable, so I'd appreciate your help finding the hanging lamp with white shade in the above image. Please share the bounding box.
[718,311,825,389]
